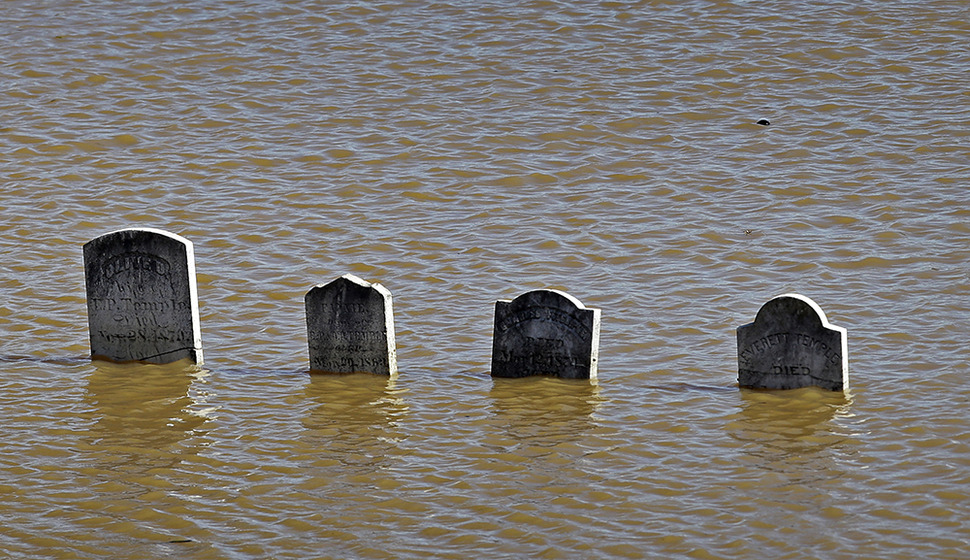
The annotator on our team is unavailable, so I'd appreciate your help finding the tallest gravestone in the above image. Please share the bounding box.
[83,228,204,364]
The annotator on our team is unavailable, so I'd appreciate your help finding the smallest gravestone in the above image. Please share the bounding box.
[737,294,848,391]
[83,228,203,364]
[491,289,601,380]
[305,274,397,375]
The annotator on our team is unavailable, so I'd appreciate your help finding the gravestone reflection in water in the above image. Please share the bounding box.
[83,228,203,364]
[491,289,601,380]
[305,274,397,375]
[737,293,848,391]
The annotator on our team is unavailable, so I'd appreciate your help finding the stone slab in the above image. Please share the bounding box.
[305,274,397,375]
[491,289,600,380]
[737,293,847,391]
[83,228,203,364]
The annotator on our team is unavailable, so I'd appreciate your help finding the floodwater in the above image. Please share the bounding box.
[1,0,968,558]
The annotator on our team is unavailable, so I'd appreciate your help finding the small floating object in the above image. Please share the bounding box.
[756,118,771,126]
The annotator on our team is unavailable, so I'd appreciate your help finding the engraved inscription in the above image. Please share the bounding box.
[305,274,396,376]
[101,251,171,279]
[491,349,586,376]
[83,228,202,364]
[490,290,600,380]
[738,331,842,368]
[736,294,847,391]
[97,328,192,343]
[492,333,584,372]
[495,305,592,339]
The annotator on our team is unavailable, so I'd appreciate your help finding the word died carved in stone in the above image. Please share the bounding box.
[737,294,847,391]
[491,289,600,380]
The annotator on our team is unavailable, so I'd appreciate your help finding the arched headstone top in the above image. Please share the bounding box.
[83,228,203,365]
[753,293,832,330]
[87,227,193,246]
[506,289,588,311]
[737,293,847,391]
[491,289,601,380]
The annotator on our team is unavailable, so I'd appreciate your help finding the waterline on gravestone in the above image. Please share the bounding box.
[83,228,204,365]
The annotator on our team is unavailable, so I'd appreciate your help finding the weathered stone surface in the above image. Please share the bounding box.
[83,228,203,364]
[737,294,848,391]
[305,274,397,375]
[491,289,600,380]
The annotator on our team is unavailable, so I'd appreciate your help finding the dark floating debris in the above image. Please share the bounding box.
[756,118,771,126]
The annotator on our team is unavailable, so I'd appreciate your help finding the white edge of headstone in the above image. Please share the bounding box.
[97,227,192,244]
[589,307,601,383]
[548,289,588,310]
[308,273,369,292]
[94,227,204,365]
[774,293,830,323]
[773,293,848,389]
[498,288,588,309]
[317,274,397,377]
[376,280,398,378]
[185,238,203,366]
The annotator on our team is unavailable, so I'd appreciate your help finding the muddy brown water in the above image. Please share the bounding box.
[1,1,968,558]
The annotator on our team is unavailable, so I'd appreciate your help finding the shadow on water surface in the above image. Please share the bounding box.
[300,372,409,470]
[81,358,213,472]
[726,387,858,484]
[488,376,605,443]
[0,354,90,366]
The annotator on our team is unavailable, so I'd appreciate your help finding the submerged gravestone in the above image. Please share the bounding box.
[83,228,203,364]
[491,289,601,380]
[737,294,847,391]
[305,274,397,375]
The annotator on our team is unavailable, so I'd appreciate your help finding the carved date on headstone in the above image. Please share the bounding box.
[83,228,203,364]
[491,289,600,380]
[305,274,397,375]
